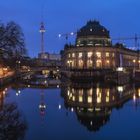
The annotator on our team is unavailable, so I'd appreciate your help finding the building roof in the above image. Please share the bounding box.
[77,20,110,38]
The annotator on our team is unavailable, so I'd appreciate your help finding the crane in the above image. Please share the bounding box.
[112,34,140,50]
[58,31,140,50]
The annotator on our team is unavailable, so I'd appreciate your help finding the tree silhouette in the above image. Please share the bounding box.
[0,21,27,68]
[0,103,27,140]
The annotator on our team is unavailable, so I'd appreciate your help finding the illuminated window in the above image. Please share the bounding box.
[106,96,109,103]
[138,89,140,97]
[88,97,92,103]
[72,53,75,58]
[72,96,75,101]
[106,60,110,63]
[67,60,75,67]
[87,60,93,68]
[117,86,123,92]
[78,52,83,58]
[68,53,71,58]
[96,60,102,68]
[112,53,115,57]
[88,88,93,96]
[96,88,102,103]
[79,90,83,102]
[87,52,93,58]
[87,88,93,103]
[78,60,84,68]
[96,52,101,58]
[106,89,110,103]
[106,52,110,57]
[106,60,110,67]
[97,96,101,103]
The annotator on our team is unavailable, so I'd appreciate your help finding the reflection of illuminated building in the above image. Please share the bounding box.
[0,87,9,110]
[61,82,137,131]
[39,90,46,116]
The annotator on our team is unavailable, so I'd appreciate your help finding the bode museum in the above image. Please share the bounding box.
[62,20,140,82]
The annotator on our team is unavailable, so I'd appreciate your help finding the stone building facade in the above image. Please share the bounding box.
[62,20,140,80]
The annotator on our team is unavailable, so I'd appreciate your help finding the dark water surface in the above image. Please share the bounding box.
[1,82,140,140]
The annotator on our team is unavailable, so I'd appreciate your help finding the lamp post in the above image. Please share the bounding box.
[133,59,136,78]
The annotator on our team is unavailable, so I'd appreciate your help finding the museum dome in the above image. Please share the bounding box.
[76,20,111,47]
[77,20,110,38]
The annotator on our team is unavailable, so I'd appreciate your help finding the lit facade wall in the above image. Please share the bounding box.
[63,46,139,70]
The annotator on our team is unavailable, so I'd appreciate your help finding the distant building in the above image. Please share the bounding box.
[38,52,61,61]
[37,52,61,68]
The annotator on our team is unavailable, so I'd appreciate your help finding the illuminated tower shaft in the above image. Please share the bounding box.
[40,22,46,54]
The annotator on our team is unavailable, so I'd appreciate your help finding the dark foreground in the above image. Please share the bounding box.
[1,81,140,140]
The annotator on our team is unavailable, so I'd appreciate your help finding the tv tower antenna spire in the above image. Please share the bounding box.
[39,0,46,56]
[40,22,46,54]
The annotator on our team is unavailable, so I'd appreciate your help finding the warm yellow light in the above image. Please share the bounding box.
[72,96,75,101]
[117,67,124,72]
[133,59,136,63]
[138,89,140,97]
[106,97,109,103]
[3,68,8,71]
[106,60,110,64]
[72,53,75,58]
[97,97,101,103]
[78,52,83,58]
[88,96,92,103]
[67,90,70,96]
[87,52,93,58]
[96,60,102,63]
[79,96,83,102]
[96,52,101,58]
[117,86,124,92]
[106,52,110,57]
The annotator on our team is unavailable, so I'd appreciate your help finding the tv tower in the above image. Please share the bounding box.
[39,22,46,54]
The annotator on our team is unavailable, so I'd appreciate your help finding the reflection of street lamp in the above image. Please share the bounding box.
[16,60,21,71]
[39,90,46,116]
[138,60,140,69]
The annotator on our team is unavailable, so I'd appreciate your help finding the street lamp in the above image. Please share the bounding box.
[133,59,136,78]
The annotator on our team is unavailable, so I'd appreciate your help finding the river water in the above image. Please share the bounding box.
[1,81,140,140]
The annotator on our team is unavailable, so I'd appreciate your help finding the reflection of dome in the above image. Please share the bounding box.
[77,20,110,38]
[76,109,110,131]
[76,20,111,47]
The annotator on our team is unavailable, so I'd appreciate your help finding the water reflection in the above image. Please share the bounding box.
[0,87,27,140]
[61,82,140,131]
[39,90,46,116]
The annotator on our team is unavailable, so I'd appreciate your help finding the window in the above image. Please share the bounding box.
[106,52,110,57]
[106,60,110,64]
[96,52,101,58]
[112,53,115,57]
[79,90,83,102]
[87,52,93,58]
[96,60,102,68]
[87,60,93,68]
[78,60,84,68]
[68,53,71,58]
[72,53,75,58]
[78,52,83,58]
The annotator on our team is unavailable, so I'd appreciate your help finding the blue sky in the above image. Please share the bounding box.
[0,0,140,57]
